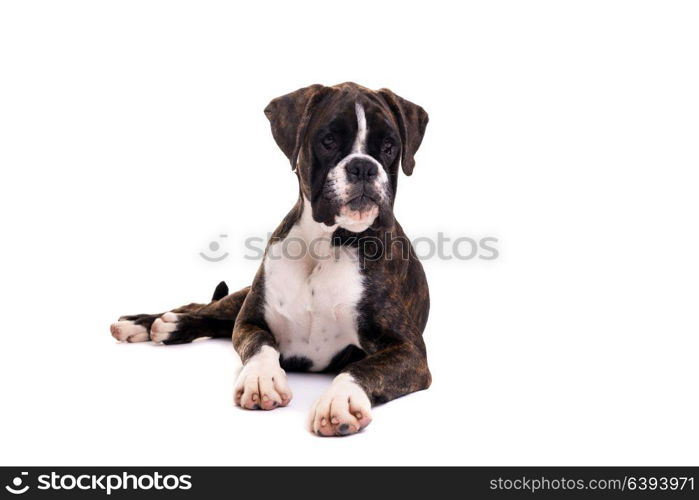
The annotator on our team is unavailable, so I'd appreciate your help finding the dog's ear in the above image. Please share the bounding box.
[264,84,329,170]
[378,89,429,176]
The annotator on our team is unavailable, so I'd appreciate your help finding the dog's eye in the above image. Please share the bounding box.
[321,133,336,150]
[382,138,395,156]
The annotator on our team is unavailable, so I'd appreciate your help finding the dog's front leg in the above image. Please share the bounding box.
[309,340,431,437]
[232,318,292,411]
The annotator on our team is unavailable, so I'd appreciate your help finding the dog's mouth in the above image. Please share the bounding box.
[317,173,393,231]
[338,194,380,227]
[347,193,378,211]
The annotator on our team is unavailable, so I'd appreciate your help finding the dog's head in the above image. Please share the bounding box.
[264,82,428,232]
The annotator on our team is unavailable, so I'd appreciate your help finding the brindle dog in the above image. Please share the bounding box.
[111,82,431,437]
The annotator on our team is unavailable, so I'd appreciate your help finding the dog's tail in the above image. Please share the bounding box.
[211,281,229,301]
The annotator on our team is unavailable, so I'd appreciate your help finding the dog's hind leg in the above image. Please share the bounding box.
[110,282,250,345]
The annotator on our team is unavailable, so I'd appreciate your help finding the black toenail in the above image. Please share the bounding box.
[338,423,350,434]
[272,401,278,407]
[253,404,260,410]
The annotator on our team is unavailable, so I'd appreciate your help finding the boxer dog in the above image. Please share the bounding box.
[110,82,431,437]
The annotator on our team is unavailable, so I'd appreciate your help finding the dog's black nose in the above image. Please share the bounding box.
[345,158,378,182]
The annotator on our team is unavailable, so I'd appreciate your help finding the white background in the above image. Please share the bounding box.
[1,0,697,466]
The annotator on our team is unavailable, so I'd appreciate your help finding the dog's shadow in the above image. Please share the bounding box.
[204,338,337,415]
[118,337,337,417]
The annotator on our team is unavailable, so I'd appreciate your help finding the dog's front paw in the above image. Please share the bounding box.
[309,373,372,437]
[234,346,292,410]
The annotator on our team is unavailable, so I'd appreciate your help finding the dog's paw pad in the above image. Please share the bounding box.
[309,373,372,437]
[150,313,179,343]
[110,320,149,343]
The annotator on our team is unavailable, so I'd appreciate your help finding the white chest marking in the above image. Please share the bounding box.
[263,200,364,371]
